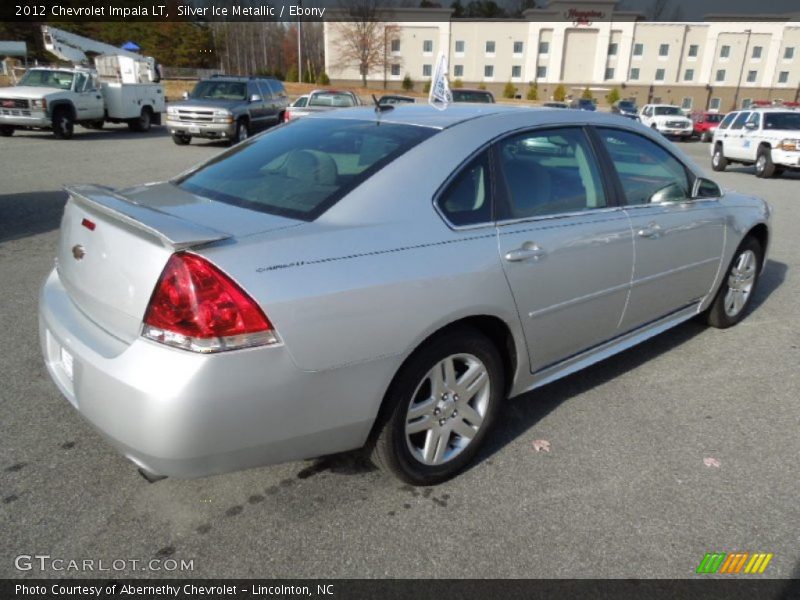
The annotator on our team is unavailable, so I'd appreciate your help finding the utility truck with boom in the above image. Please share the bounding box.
[0,26,165,139]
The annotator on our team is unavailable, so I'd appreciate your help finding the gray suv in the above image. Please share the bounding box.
[166,76,288,146]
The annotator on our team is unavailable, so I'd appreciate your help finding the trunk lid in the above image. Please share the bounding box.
[57,183,300,343]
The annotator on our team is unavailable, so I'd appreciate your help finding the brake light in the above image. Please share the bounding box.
[142,252,278,353]
[283,111,291,122]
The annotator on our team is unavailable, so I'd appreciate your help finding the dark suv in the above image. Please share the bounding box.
[166,76,289,145]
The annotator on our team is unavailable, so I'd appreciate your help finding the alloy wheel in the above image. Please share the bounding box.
[724,249,757,317]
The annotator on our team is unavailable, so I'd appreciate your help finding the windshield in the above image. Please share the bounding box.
[308,92,356,108]
[177,118,437,221]
[764,112,800,130]
[190,81,247,101]
[618,102,636,110]
[705,113,724,123]
[18,70,74,90]
[654,106,682,116]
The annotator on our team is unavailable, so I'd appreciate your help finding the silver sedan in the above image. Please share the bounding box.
[39,105,771,485]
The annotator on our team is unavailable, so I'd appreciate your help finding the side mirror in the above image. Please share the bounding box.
[250,94,262,102]
[692,177,722,199]
[181,91,189,100]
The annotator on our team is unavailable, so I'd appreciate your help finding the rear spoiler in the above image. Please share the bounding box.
[65,184,231,249]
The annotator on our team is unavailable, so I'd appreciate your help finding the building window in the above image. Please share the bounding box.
[655,68,665,81]
[454,64,464,77]
[423,64,432,77]
[716,69,726,82]
[778,71,789,84]
[741,98,752,109]
[658,43,669,57]
[539,41,549,54]
[751,46,762,59]
[512,65,521,78]
[720,45,730,59]
[390,64,400,76]
[684,68,694,81]
[423,40,433,54]
[687,44,698,57]
[746,70,757,83]
[485,41,495,54]
[455,40,465,54]
[784,47,795,60]
[633,43,644,56]
[536,65,547,79]
[681,97,693,110]
[605,67,615,80]
[608,42,618,56]
[630,67,640,80]
[513,41,523,54]
[390,39,400,53]
[484,65,494,78]
[709,97,721,111]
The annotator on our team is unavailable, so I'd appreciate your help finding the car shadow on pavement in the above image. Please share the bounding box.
[474,257,788,467]
[7,125,170,142]
[0,190,67,244]
[725,165,800,179]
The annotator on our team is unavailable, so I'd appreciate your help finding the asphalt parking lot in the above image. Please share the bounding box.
[1,123,798,580]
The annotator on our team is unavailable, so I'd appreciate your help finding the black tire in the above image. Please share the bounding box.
[128,107,152,132]
[755,147,776,178]
[0,125,13,137]
[700,131,711,143]
[52,107,74,139]
[368,327,505,485]
[705,236,763,329]
[711,144,728,171]
[172,133,191,145]
[231,119,248,145]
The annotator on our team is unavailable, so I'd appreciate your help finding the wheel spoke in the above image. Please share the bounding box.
[452,418,477,441]
[429,365,446,400]
[406,415,435,435]
[733,289,744,314]
[443,357,457,388]
[457,363,488,399]
[408,398,435,421]
[432,429,449,464]
[458,401,484,428]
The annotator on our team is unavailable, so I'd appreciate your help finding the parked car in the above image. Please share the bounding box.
[166,76,288,145]
[570,98,597,111]
[711,107,800,177]
[283,89,361,121]
[378,94,416,105]
[542,102,568,109]
[639,104,693,139]
[611,100,639,120]
[452,89,495,103]
[290,95,309,108]
[691,111,726,142]
[40,105,770,485]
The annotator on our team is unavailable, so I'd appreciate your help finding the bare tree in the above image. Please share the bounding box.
[331,0,399,87]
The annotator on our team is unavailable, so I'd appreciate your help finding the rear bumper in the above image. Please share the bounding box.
[166,118,235,139]
[39,268,389,478]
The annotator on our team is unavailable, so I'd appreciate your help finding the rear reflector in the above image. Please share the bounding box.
[142,252,278,353]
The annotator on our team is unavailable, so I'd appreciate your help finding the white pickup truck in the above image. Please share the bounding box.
[711,108,800,178]
[0,66,164,139]
[638,104,693,140]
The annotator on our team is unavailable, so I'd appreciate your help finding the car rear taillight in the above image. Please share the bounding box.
[142,252,278,353]
[283,111,291,122]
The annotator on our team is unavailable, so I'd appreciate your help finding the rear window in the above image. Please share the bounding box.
[453,90,494,103]
[309,92,357,107]
[764,112,800,130]
[176,119,436,221]
[706,113,724,123]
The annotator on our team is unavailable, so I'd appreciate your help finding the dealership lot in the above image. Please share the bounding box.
[1,124,798,579]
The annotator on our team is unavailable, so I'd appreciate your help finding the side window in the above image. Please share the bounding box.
[272,81,286,96]
[730,112,750,130]
[247,82,261,100]
[257,81,274,99]
[436,152,492,226]
[73,73,87,92]
[746,112,761,129]
[597,128,691,205]
[718,113,736,130]
[496,127,606,219]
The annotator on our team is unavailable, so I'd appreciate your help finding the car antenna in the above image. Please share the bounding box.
[372,94,393,114]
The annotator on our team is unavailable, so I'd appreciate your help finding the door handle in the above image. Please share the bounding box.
[637,222,662,239]
[504,242,547,262]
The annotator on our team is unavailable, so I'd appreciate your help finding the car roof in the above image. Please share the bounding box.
[304,104,652,130]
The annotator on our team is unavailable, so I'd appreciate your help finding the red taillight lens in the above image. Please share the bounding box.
[142,252,278,352]
[283,111,291,122]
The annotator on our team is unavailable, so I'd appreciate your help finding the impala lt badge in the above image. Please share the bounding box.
[72,245,85,260]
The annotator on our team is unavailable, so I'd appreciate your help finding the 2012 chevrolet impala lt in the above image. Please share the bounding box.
[39,105,771,485]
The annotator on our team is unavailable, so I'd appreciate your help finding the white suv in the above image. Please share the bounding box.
[639,104,693,139]
[711,108,800,178]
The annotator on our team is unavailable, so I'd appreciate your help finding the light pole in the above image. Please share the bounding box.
[297,0,302,83]
[732,29,752,111]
